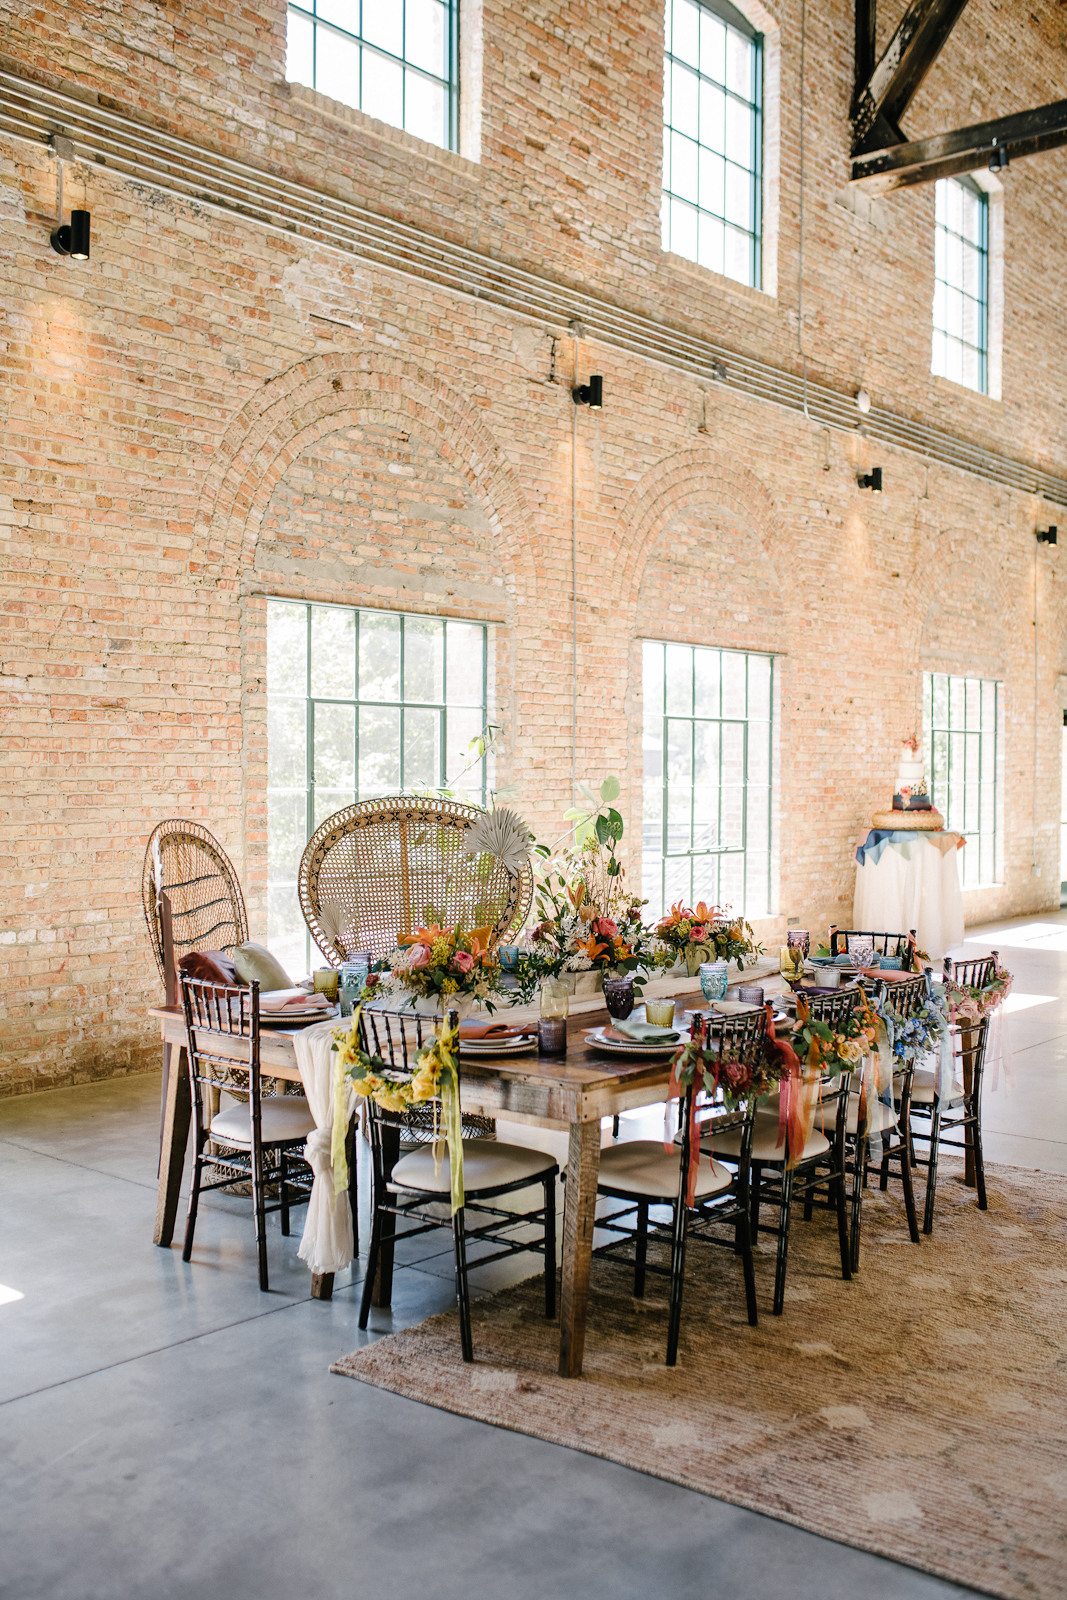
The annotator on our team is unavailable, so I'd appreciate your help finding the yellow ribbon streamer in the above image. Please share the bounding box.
[330,1003,358,1196]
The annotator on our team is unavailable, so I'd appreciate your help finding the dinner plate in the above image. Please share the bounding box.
[263,1005,339,1030]
[460,1036,538,1056]
[585,1028,682,1057]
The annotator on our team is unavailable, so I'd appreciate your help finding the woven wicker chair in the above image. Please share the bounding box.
[297,796,534,967]
[142,819,249,992]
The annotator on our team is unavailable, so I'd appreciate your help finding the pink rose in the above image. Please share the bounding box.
[595,918,618,940]
[406,944,431,970]
[689,926,706,943]
[451,950,474,974]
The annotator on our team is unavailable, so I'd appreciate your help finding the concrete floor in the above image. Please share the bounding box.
[3,913,1064,1600]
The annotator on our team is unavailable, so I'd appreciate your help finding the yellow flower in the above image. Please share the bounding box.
[410,1062,439,1102]
[430,937,451,965]
[377,1088,410,1114]
[350,1077,375,1098]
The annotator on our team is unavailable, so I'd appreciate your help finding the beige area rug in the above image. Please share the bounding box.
[333,1160,1067,1600]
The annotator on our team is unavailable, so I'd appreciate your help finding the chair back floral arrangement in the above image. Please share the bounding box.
[374,923,504,1013]
[874,988,950,1064]
[516,778,653,996]
[666,1014,785,1203]
[654,900,764,974]
[940,961,1012,1025]
[334,1011,466,1211]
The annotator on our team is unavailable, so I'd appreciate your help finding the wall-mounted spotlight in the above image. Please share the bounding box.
[48,134,91,260]
[989,142,1009,173]
[858,467,883,493]
[51,209,91,259]
[1037,525,1058,545]
[572,374,603,408]
[855,388,871,414]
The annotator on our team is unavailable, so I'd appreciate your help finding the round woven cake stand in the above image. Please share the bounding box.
[870,811,945,831]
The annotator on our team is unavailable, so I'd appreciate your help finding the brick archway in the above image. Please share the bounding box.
[191,350,539,599]
[608,447,787,624]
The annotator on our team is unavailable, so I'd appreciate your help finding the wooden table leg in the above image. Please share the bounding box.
[154,1043,191,1247]
[559,1117,601,1379]
[371,1121,400,1307]
[311,1273,334,1300]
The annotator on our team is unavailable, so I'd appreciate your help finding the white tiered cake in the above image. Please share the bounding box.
[871,740,945,831]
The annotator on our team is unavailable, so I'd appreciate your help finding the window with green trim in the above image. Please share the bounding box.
[932,176,988,394]
[923,671,1002,888]
[286,0,458,152]
[267,600,488,974]
[661,0,763,288]
[642,641,773,920]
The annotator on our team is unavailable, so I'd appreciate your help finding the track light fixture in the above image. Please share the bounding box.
[1037,525,1058,545]
[572,374,603,408]
[989,143,1009,173]
[858,467,883,493]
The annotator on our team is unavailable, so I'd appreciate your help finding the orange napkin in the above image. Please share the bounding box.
[459,1020,536,1040]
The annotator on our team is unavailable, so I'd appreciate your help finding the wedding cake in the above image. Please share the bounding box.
[871,739,944,830]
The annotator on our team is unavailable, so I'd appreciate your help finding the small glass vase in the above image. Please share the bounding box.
[699,960,729,1002]
[603,976,636,1019]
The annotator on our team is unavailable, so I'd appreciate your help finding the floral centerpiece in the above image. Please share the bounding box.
[373,923,505,1017]
[655,901,764,977]
[515,777,654,1000]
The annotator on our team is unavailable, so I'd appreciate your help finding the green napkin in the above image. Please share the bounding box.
[610,1018,682,1044]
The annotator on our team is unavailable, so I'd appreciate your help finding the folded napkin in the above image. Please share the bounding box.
[459,1020,536,1041]
[603,1018,681,1044]
[712,999,760,1016]
[260,988,333,1014]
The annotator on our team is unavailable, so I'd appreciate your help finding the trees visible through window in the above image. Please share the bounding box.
[286,0,458,152]
[266,600,488,974]
[661,0,763,288]
[923,672,1002,888]
[932,176,989,394]
[642,641,773,921]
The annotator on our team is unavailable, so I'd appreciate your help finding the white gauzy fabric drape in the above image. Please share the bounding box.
[853,835,964,959]
[293,1017,358,1276]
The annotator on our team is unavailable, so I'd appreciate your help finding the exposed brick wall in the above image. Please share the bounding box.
[1,1,1066,1093]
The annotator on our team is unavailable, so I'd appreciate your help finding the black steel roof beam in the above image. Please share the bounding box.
[852,97,1067,191]
[852,0,971,155]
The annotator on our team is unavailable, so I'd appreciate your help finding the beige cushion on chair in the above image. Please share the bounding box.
[598,1140,733,1200]
[712,1108,830,1164]
[814,1093,898,1137]
[897,1068,964,1106]
[210,1096,316,1147]
[390,1139,557,1195]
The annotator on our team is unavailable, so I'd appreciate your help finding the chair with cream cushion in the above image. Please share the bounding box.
[905,1011,990,1234]
[180,976,315,1292]
[595,1011,764,1362]
[358,1008,558,1363]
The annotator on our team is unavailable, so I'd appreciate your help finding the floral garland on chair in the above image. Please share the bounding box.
[666,1014,789,1204]
[940,962,1013,1026]
[874,989,950,1064]
[333,1010,466,1211]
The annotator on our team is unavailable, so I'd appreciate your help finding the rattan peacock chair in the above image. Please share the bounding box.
[297,796,534,967]
[142,819,249,990]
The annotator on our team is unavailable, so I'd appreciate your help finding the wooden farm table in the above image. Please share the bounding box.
[150,973,776,1378]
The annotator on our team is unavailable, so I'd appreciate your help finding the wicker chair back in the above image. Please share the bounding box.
[142,819,249,984]
[298,796,534,966]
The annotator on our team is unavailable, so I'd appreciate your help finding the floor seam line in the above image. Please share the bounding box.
[0,1296,325,1410]
[0,1137,161,1193]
